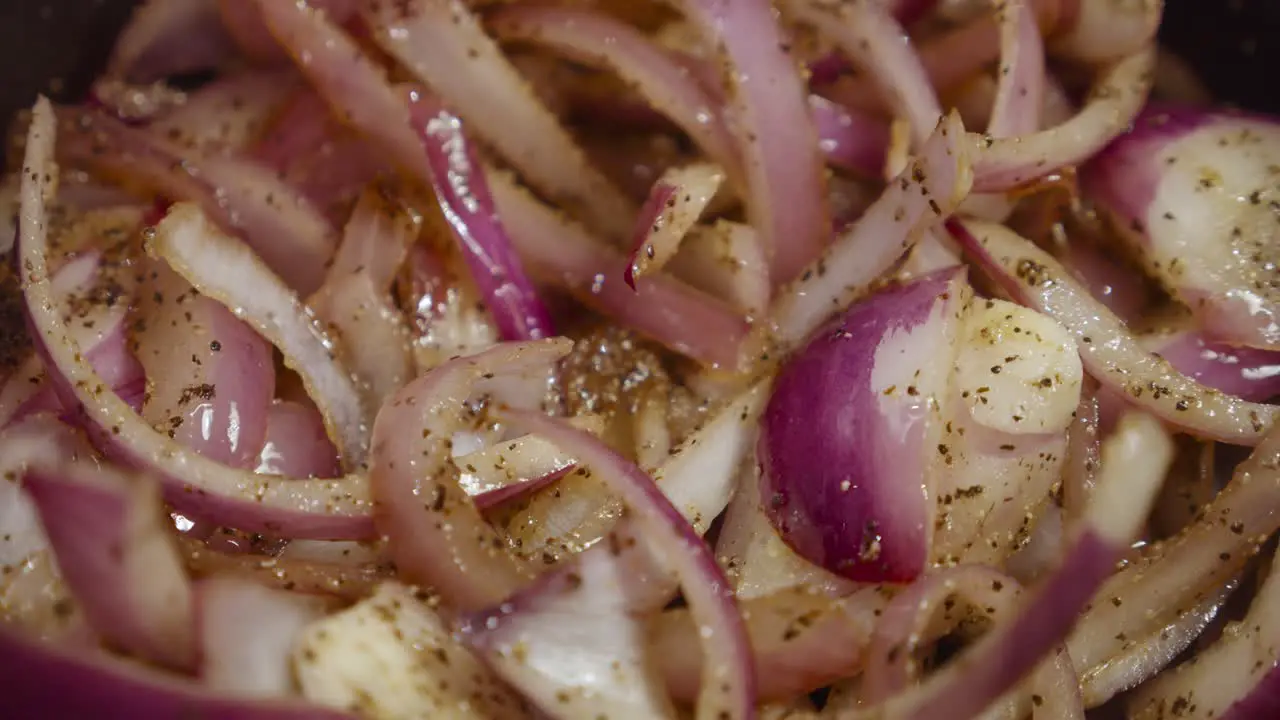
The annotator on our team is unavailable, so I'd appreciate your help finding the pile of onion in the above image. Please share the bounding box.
[4,0,1280,718]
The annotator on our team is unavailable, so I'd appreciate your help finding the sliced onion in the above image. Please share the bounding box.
[463,520,676,719]
[1050,0,1160,63]
[1061,238,1151,324]
[1126,544,1280,719]
[457,414,606,509]
[809,96,891,179]
[625,163,725,288]
[179,537,387,600]
[150,203,370,467]
[196,576,326,697]
[402,86,557,342]
[309,273,413,417]
[1145,330,1280,403]
[855,412,1171,720]
[651,585,889,703]
[987,0,1047,138]
[951,218,1279,445]
[134,261,275,469]
[489,172,753,369]
[256,400,341,479]
[219,0,360,63]
[105,0,237,83]
[762,268,970,582]
[503,378,767,561]
[361,0,633,238]
[716,453,857,600]
[146,71,299,155]
[771,112,973,347]
[369,340,570,613]
[398,242,501,373]
[1079,578,1234,707]
[667,220,771,317]
[485,4,739,174]
[1061,382,1101,523]
[783,0,942,146]
[671,0,830,283]
[21,103,372,537]
[1083,106,1280,350]
[20,445,195,670]
[1066,426,1280,693]
[0,620,355,720]
[326,186,419,293]
[862,565,1081,717]
[57,107,338,295]
[291,582,532,718]
[971,46,1156,191]
[496,409,756,720]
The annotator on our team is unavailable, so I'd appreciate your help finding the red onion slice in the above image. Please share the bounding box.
[196,576,326,697]
[327,187,418,294]
[0,620,355,720]
[498,410,756,720]
[21,447,195,670]
[1083,106,1280,350]
[399,243,501,373]
[105,0,237,83]
[58,108,338,295]
[809,95,892,179]
[971,46,1156,191]
[146,70,299,155]
[668,221,770,317]
[486,4,739,175]
[1126,553,1272,719]
[370,340,570,613]
[625,163,726,289]
[652,585,889,703]
[291,582,533,718]
[134,262,275,469]
[1145,331,1280,403]
[1066,425,1280,693]
[783,0,942,146]
[771,112,973,347]
[716,453,856,600]
[149,204,368,467]
[458,415,606,509]
[403,86,556,342]
[20,103,372,538]
[988,0,1046,139]
[463,520,677,719]
[309,272,413,416]
[858,412,1171,720]
[489,172,753,369]
[762,268,970,582]
[672,0,830,284]
[952,218,1279,445]
[1050,0,1160,63]
[219,0,359,63]
[256,400,341,479]
[361,0,633,238]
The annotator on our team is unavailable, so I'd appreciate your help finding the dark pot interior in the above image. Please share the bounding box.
[0,0,1274,147]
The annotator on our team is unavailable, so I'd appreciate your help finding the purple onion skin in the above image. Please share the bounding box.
[760,267,966,583]
[1223,665,1280,720]
[1082,103,1239,241]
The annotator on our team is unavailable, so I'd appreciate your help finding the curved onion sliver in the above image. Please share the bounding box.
[21,102,372,538]
[952,218,1279,445]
